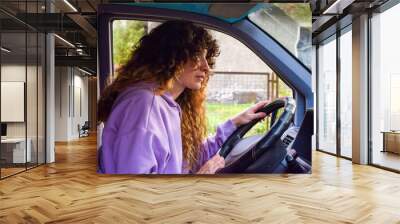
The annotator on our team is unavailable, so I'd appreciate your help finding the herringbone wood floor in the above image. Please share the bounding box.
[1,134,400,224]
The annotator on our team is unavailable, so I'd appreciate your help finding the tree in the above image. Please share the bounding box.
[112,20,146,68]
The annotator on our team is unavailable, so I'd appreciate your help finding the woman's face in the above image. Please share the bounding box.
[177,50,210,90]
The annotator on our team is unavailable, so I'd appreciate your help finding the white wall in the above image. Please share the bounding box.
[1,63,46,164]
[1,65,26,141]
[1,64,36,138]
[211,31,272,73]
[1,65,25,127]
[55,66,69,141]
[71,73,89,138]
[55,67,89,141]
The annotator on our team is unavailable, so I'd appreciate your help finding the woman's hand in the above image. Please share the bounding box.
[197,154,225,174]
[231,100,270,127]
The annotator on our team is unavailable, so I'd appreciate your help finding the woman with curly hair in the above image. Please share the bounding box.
[98,20,268,174]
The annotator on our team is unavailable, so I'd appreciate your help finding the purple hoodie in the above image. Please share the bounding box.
[98,82,237,174]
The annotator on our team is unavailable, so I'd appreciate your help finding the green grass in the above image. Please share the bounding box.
[206,103,270,136]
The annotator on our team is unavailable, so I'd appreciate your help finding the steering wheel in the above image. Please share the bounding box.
[217,97,296,173]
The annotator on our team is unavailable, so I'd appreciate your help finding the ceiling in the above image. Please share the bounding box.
[0,0,103,74]
[3,0,390,73]
[0,0,315,75]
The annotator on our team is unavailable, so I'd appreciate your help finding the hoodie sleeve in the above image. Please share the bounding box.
[194,119,237,172]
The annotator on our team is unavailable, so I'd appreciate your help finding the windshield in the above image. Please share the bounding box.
[248,3,312,69]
